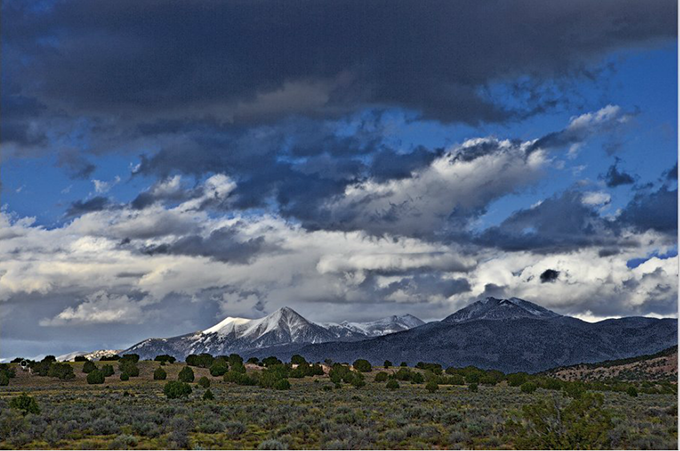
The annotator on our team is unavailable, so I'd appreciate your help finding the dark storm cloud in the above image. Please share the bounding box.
[56,149,96,180]
[65,196,110,217]
[539,269,560,283]
[619,186,678,235]
[602,160,636,187]
[130,178,201,210]
[598,248,621,257]
[383,275,472,299]
[0,92,48,147]
[664,162,678,181]
[369,147,443,182]
[142,227,272,264]
[3,0,675,129]
[477,191,624,253]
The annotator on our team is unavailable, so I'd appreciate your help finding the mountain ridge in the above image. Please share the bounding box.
[123,307,426,360]
[93,297,676,373]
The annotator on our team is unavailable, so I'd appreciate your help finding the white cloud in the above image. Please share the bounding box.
[323,137,547,235]
[92,176,121,194]
[40,291,149,326]
[582,191,611,206]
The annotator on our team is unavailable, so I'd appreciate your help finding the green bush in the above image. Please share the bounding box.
[224,371,257,386]
[374,372,388,382]
[100,355,121,361]
[209,360,229,377]
[86,369,105,384]
[203,389,215,400]
[291,354,307,365]
[261,356,282,367]
[74,356,88,362]
[351,375,366,388]
[9,393,40,416]
[198,376,211,388]
[164,381,192,399]
[514,392,613,449]
[521,382,538,394]
[231,361,247,374]
[507,372,528,387]
[82,360,97,373]
[153,367,167,380]
[448,374,465,385]
[118,360,140,377]
[120,354,140,363]
[273,379,291,390]
[626,386,638,397]
[0,373,9,386]
[178,366,194,383]
[426,381,439,393]
[228,354,244,366]
[154,354,176,364]
[47,362,75,380]
[120,372,130,381]
[386,380,399,390]
[562,381,586,399]
[353,359,372,372]
[384,360,392,368]
[100,364,115,377]
[468,383,478,392]
[186,353,214,368]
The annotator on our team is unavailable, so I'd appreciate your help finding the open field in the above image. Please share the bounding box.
[0,360,677,450]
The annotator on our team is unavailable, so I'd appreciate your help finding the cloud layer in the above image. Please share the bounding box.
[0,0,677,358]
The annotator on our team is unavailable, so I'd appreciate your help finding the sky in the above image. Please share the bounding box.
[1,0,678,359]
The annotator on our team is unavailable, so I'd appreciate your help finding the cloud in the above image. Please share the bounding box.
[320,137,548,236]
[142,226,271,264]
[581,191,611,206]
[65,196,110,217]
[92,176,120,194]
[461,246,678,318]
[664,162,678,181]
[540,269,560,283]
[602,160,636,187]
[529,105,633,152]
[56,149,96,180]
[619,185,678,235]
[4,1,674,130]
[477,190,622,253]
[40,291,149,326]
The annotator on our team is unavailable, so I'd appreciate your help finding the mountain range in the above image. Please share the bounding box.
[123,307,424,360]
[110,297,677,373]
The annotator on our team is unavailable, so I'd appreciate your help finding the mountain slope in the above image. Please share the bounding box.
[257,298,677,373]
[57,349,123,362]
[331,314,425,337]
[542,346,678,382]
[443,297,560,323]
[124,308,423,360]
[121,297,677,372]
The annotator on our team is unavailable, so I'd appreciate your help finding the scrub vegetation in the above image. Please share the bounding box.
[0,355,676,449]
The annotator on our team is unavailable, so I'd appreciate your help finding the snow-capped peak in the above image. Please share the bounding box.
[201,306,317,341]
[203,316,252,335]
[443,297,560,323]
[336,314,425,336]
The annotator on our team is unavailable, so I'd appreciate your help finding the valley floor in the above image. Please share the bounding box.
[0,362,677,450]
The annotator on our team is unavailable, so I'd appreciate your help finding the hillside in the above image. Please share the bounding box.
[543,346,678,382]
[274,315,678,373]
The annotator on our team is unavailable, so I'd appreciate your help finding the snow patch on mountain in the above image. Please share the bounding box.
[443,297,560,323]
[57,349,122,362]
